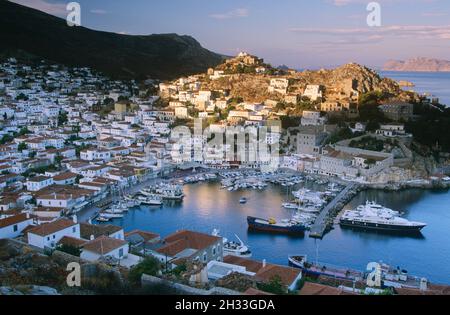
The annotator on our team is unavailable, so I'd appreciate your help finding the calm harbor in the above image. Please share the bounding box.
[99,181,450,285]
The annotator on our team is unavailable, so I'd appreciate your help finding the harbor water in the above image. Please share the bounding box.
[102,182,450,285]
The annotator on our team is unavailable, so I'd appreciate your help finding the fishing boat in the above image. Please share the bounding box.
[247,216,307,234]
[288,255,363,281]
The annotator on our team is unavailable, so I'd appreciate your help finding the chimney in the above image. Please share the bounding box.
[72,215,78,224]
[263,259,266,268]
[26,213,30,219]
[90,235,95,241]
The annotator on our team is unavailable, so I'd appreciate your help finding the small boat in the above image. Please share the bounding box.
[239,197,247,204]
[99,212,124,219]
[96,216,111,222]
[213,229,252,258]
[282,202,298,210]
[247,216,306,234]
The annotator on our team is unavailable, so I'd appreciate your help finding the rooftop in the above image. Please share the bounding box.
[27,219,76,237]
[82,236,127,255]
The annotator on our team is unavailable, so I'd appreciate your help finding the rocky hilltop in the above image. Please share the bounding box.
[384,58,450,72]
[206,60,402,103]
[295,63,401,95]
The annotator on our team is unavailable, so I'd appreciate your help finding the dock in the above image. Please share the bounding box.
[309,183,357,239]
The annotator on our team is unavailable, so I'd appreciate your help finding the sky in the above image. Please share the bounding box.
[9,0,450,69]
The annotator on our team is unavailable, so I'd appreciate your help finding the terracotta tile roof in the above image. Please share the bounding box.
[156,239,190,257]
[164,230,221,250]
[255,264,301,287]
[27,219,77,237]
[223,256,264,273]
[52,172,77,181]
[0,213,33,228]
[299,282,348,295]
[57,236,87,248]
[82,236,127,255]
[79,223,122,240]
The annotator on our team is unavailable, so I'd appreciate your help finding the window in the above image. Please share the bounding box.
[13,225,18,232]
[119,248,124,258]
[53,235,56,239]
[203,253,207,263]
[212,246,216,255]
[72,227,76,233]
[47,237,50,241]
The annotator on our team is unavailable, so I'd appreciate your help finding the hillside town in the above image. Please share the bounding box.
[1,53,449,296]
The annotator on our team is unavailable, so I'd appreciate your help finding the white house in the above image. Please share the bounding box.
[80,149,112,162]
[303,85,323,101]
[27,217,80,249]
[80,236,129,262]
[0,213,35,239]
[26,176,54,192]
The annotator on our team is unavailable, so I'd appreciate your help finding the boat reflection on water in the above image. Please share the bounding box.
[340,226,426,240]
[246,228,306,240]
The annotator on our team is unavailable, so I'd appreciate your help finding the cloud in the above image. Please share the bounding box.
[90,9,108,15]
[9,0,67,16]
[209,8,249,20]
[422,12,447,17]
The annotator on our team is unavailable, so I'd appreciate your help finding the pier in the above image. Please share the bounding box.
[309,183,357,239]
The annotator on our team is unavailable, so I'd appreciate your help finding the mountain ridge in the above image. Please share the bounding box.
[383,57,450,72]
[0,0,224,80]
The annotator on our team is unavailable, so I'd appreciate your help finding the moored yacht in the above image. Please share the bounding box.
[340,201,427,233]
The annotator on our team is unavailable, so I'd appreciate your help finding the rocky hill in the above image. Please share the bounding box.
[0,0,224,80]
[384,58,450,72]
[296,63,401,95]
[205,62,402,103]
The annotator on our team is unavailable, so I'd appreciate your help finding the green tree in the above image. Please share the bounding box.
[58,112,68,126]
[0,134,13,144]
[19,127,31,136]
[257,275,287,295]
[18,142,28,152]
[128,256,162,286]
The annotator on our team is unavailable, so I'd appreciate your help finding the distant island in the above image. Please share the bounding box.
[383,57,450,72]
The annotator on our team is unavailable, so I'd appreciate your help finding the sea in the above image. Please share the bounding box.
[380,71,450,107]
[104,182,450,285]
